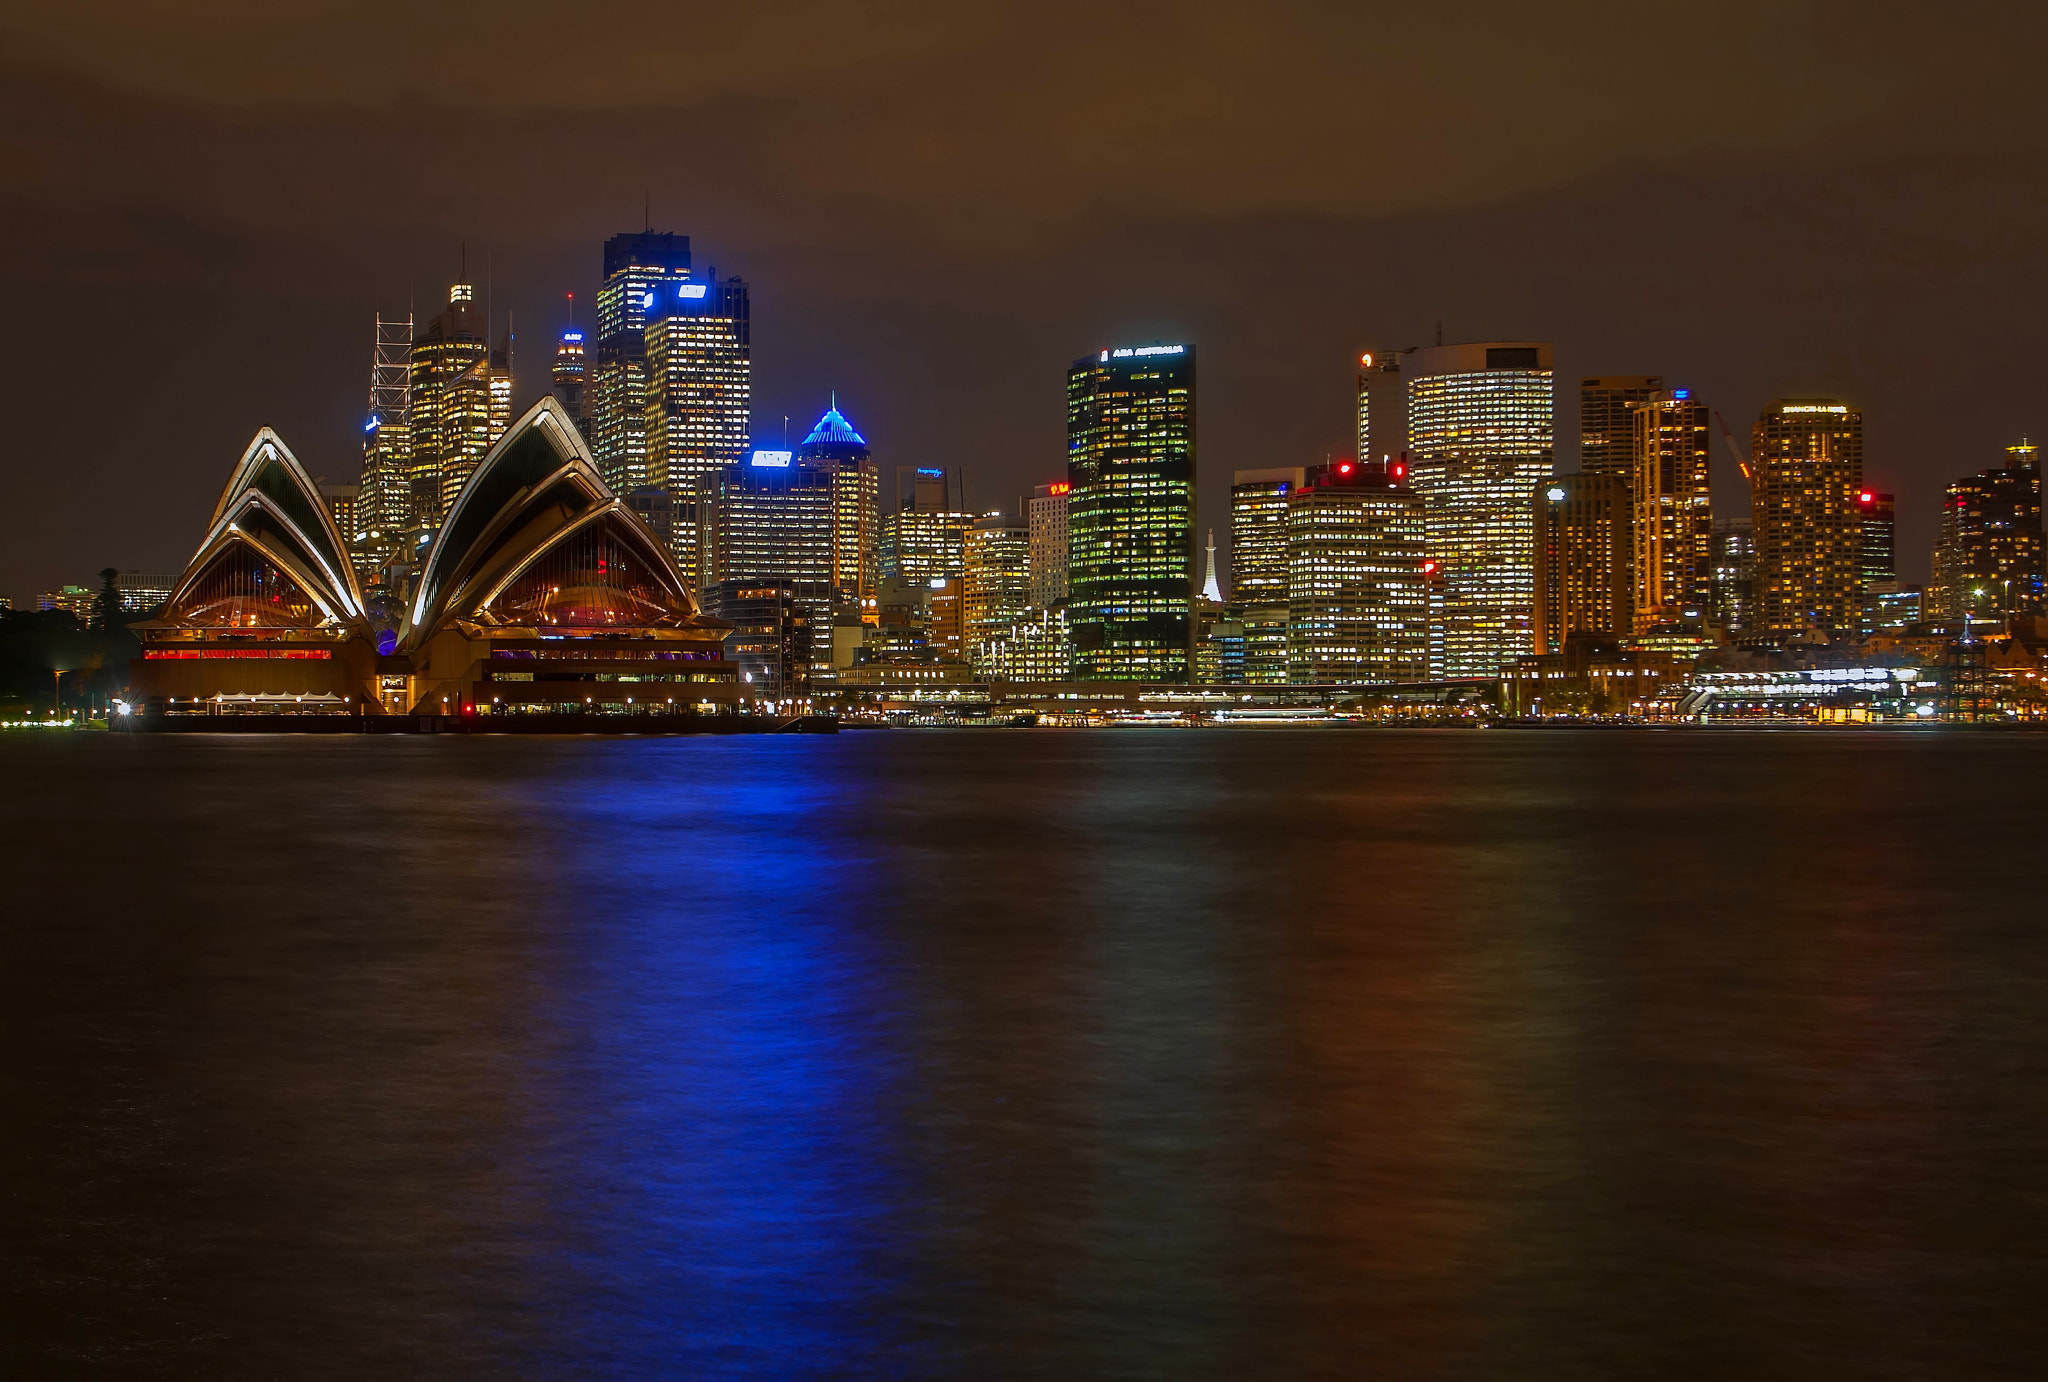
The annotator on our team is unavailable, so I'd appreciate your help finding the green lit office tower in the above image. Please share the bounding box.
[593,231,693,494]
[1066,343,1197,680]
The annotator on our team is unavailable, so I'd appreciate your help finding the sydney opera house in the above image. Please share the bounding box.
[131,398,744,724]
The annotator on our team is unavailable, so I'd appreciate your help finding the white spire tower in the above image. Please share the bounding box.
[1202,527,1224,603]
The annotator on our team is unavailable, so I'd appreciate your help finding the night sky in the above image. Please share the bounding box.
[4,1,2044,600]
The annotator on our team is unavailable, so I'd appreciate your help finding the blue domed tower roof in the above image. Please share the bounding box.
[801,405,866,447]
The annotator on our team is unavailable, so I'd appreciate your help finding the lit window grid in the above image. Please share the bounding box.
[1284,489,1429,683]
[1066,357,1195,680]
[1631,402,1712,630]
[1406,368,1553,676]
[1750,413,1862,635]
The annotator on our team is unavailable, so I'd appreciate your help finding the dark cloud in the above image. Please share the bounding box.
[1,1,2045,595]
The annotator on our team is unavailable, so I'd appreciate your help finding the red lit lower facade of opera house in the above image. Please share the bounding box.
[130,398,743,722]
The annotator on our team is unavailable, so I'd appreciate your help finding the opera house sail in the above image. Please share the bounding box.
[135,399,739,721]
[402,397,735,717]
[131,430,380,713]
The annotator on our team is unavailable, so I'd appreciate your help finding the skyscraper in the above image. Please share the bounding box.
[1354,351,1407,467]
[1927,440,2043,620]
[697,448,835,589]
[1284,459,1428,683]
[1533,474,1632,654]
[644,274,751,495]
[593,231,692,494]
[409,280,509,521]
[1405,342,1555,677]
[1025,481,1070,609]
[355,311,413,584]
[881,463,972,586]
[796,403,879,602]
[1709,518,1756,637]
[963,514,1031,647]
[1751,399,1863,638]
[552,308,589,440]
[1067,342,1198,679]
[1229,468,1304,605]
[1580,375,1663,480]
[1859,489,1896,588]
[1631,388,1712,630]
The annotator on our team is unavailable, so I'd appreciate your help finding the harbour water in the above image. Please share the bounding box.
[5,729,2047,1379]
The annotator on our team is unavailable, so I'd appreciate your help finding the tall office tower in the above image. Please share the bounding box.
[552,321,589,438]
[1024,481,1071,608]
[964,514,1032,645]
[896,465,955,513]
[1355,351,1407,466]
[409,280,492,520]
[1855,489,1897,637]
[645,274,751,492]
[1406,342,1555,677]
[880,466,972,584]
[1859,489,1896,587]
[1580,375,1663,480]
[356,312,413,582]
[1631,388,1712,630]
[1751,399,1864,638]
[1230,467,1306,604]
[1284,459,1428,683]
[1927,439,2044,620]
[795,404,879,601]
[697,448,836,589]
[1067,343,1197,680]
[929,576,966,661]
[1709,518,1756,636]
[1532,474,1632,654]
[593,230,692,493]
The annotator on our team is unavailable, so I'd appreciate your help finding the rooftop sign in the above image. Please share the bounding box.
[750,450,792,468]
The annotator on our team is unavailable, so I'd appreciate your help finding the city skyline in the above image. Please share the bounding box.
[6,6,2047,604]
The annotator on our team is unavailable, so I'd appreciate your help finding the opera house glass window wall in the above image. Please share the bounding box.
[134,398,740,718]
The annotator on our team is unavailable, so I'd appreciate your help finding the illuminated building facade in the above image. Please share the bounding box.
[697,450,835,590]
[1230,468,1304,605]
[881,508,972,583]
[1856,489,1897,635]
[964,515,1032,645]
[1579,375,1662,480]
[1025,481,1070,608]
[1751,399,1863,638]
[1405,342,1555,677]
[411,281,512,521]
[593,231,692,494]
[1533,474,1632,654]
[1927,440,2044,620]
[1709,517,1755,636]
[1067,343,1197,680]
[1284,459,1428,683]
[1355,350,1407,466]
[797,405,880,601]
[1631,389,1712,630]
[975,607,1073,680]
[644,274,751,498]
[355,312,414,583]
[552,320,589,438]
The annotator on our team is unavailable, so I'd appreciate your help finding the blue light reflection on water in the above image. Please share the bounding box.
[505,741,919,1379]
